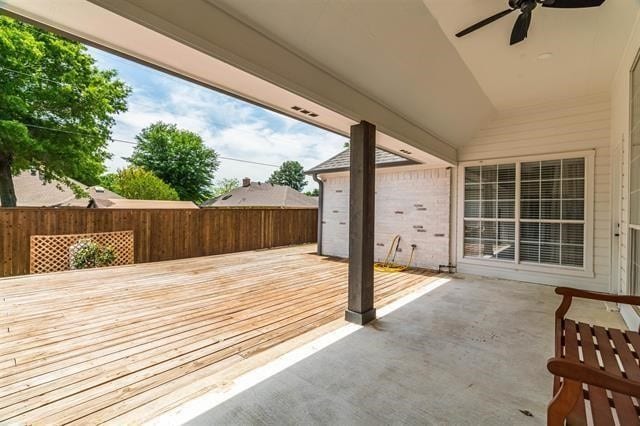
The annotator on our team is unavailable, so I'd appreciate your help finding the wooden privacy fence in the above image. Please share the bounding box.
[0,207,317,278]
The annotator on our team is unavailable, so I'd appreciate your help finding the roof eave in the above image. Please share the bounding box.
[304,159,417,175]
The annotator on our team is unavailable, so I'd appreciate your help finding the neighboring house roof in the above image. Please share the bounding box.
[12,171,122,207]
[87,185,122,201]
[89,199,199,209]
[202,180,317,208]
[305,147,416,174]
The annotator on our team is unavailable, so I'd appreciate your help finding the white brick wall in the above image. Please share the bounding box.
[320,167,450,270]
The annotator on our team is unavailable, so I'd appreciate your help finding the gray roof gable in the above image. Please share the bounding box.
[305,148,415,174]
[202,182,317,208]
[13,171,122,207]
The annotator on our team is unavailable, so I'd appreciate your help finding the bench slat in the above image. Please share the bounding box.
[578,322,615,426]
[554,319,563,394]
[609,328,640,381]
[592,325,640,426]
[564,319,587,423]
[625,331,640,370]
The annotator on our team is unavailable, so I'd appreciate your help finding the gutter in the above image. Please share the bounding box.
[312,173,323,255]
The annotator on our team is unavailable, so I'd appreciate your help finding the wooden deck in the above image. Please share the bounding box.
[0,244,440,424]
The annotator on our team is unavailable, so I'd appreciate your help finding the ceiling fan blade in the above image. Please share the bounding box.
[541,0,605,8]
[455,8,515,38]
[510,11,532,45]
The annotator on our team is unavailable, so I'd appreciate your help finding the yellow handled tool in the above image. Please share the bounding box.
[374,235,416,273]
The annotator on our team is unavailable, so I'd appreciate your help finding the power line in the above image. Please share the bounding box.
[0,65,72,87]
[23,123,136,145]
[1,65,343,145]
[218,157,279,168]
[20,123,280,168]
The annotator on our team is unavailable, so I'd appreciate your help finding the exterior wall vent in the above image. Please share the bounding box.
[290,106,319,118]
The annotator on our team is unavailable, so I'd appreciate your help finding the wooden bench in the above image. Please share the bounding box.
[548,287,640,426]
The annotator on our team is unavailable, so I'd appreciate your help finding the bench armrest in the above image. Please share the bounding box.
[548,358,640,398]
[554,287,640,320]
[555,287,640,305]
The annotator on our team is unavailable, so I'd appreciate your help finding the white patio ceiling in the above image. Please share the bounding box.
[424,0,638,113]
[206,0,495,148]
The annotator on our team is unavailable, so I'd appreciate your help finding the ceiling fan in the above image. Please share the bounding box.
[455,0,606,46]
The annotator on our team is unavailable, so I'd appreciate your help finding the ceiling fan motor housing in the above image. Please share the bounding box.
[509,0,538,11]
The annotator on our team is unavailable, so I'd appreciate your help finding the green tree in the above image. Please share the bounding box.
[0,16,130,206]
[130,122,219,203]
[98,172,118,192]
[100,166,179,200]
[267,161,307,191]
[304,188,319,197]
[210,177,239,199]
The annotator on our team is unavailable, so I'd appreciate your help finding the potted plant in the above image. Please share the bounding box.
[69,239,117,270]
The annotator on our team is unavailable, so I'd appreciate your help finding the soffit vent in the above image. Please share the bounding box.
[291,105,319,118]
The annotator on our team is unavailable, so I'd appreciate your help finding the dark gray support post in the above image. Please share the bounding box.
[345,120,376,325]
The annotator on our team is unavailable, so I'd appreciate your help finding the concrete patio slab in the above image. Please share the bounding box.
[188,274,625,425]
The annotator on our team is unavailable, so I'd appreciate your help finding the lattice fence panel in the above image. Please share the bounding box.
[30,230,134,274]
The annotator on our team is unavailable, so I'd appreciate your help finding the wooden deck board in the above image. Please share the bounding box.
[0,244,440,424]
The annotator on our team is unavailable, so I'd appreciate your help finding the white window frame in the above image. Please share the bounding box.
[456,150,595,278]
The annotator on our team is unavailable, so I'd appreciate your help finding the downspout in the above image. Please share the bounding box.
[447,166,454,269]
[439,166,456,274]
[312,173,323,255]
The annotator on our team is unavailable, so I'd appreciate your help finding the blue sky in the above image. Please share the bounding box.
[88,47,346,190]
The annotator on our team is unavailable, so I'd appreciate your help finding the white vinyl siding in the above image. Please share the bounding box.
[456,95,609,291]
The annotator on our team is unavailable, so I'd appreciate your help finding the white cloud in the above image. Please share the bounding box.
[104,66,347,191]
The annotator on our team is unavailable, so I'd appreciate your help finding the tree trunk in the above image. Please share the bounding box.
[0,154,17,207]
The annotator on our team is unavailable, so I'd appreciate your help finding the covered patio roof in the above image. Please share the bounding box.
[4,1,635,162]
[0,0,455,167]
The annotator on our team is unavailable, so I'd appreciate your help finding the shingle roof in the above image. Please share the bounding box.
[201,182,318,208]
[305,147,414,174]
[12,171,122,207]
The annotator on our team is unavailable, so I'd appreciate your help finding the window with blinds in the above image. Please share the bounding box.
[463,164,516,261]
[463,157,586,269]
[519,158,585,267]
